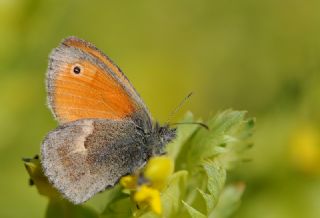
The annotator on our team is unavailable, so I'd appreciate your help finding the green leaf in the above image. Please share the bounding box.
[209,183,246,218]
[101,197,132,218]
[137,213,160,218]
[46,200,98,218]
[166,111,200,160]
[203,160,226,199]
[188,111,247,168]
[182,110,254,171]
[215,116,255,170]
[162,170,188,216]
[87,185,125,214]
[174,111,254,218]
[99,186,134,218]
[182,201,206,218]
[199,160,226,213]
[197,189,215,213]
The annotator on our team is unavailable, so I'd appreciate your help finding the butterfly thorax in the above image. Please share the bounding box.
[144,123,176,157]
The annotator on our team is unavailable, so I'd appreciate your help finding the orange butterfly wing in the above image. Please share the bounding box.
[63,37,138,97]
[47,37,150,124]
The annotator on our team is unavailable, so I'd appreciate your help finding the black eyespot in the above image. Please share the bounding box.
[73,66,81,74]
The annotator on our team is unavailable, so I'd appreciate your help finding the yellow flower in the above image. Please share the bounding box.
[120,156,174,215]
[289,125,320,174]
[134,185,162,215]
[23,155,60,198]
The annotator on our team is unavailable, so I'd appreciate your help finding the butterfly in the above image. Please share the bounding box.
[41,36,176,204]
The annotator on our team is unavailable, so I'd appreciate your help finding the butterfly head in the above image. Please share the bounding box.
[146,123,176,157]
[157,124,177,146]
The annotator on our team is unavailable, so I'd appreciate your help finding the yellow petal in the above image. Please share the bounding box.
[144,156,174,189]
[134,185,152,202]
[149,189,162,215]
[134,185,162,215]
[120,175,137,189]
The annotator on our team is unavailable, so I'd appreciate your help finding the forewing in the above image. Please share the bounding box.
[41,119,146,204]
[47,36,152,127]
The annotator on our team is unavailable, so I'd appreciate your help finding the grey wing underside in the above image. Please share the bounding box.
[41,118,146,204]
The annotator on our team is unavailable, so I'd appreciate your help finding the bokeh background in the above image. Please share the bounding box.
[1,0,320,217]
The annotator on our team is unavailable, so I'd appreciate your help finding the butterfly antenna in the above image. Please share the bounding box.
[166,92,193,124]
[170,122,209,130]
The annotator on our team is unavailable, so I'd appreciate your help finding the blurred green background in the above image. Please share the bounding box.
[1,0,320,217]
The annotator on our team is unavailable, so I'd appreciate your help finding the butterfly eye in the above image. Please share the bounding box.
[72,65,82,74]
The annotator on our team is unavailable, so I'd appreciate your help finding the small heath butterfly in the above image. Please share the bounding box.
[41,37,176,204]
